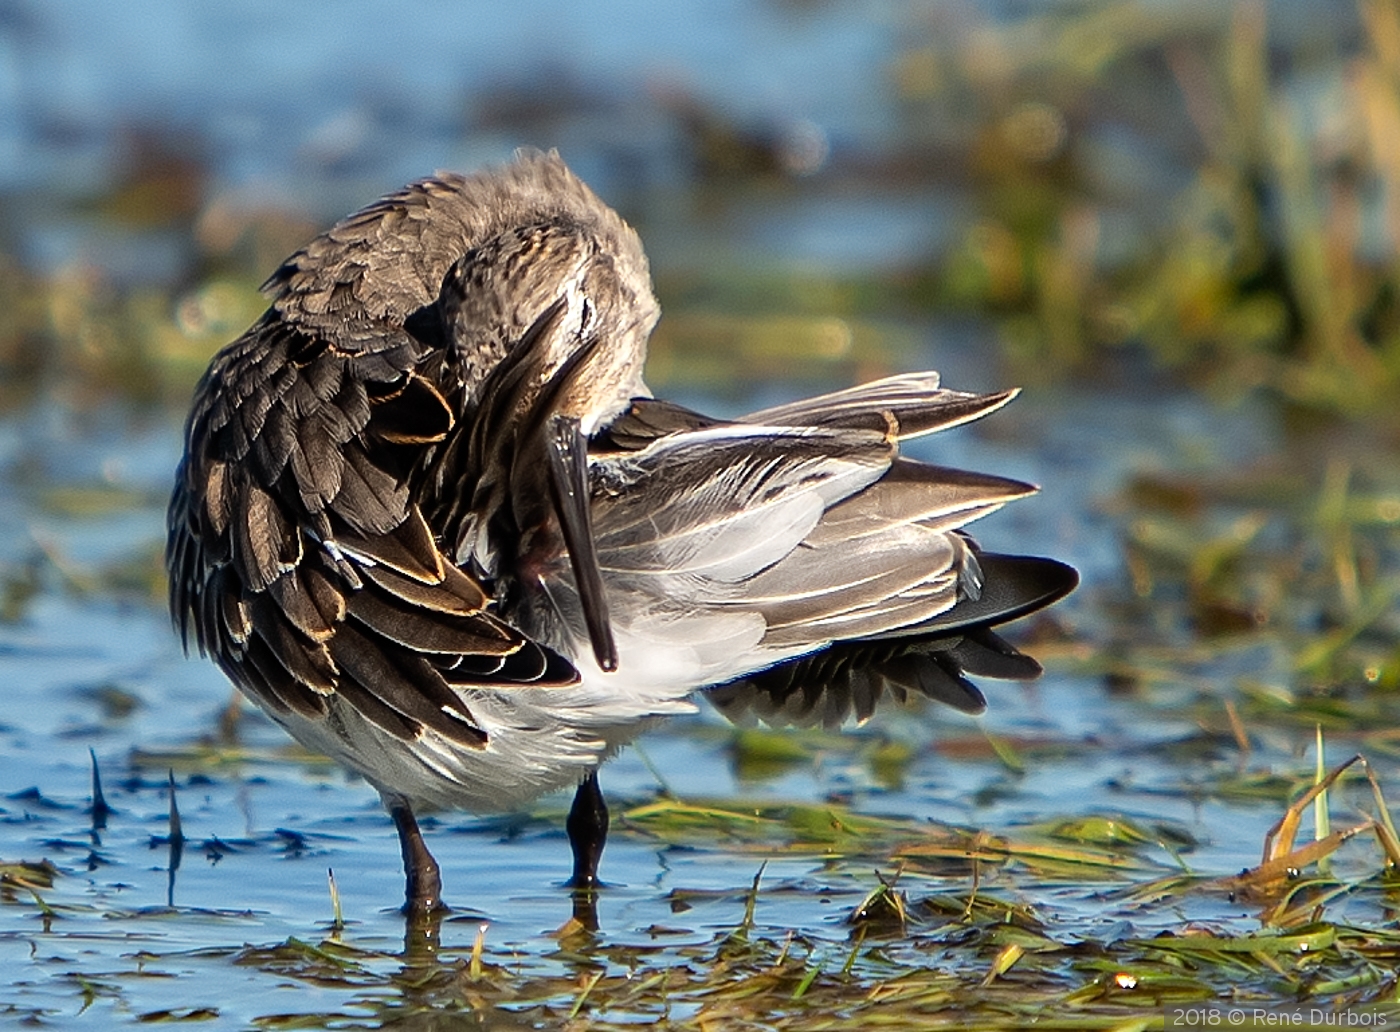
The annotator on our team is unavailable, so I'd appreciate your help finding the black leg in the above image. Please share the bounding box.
[389,800,445,916]
[565,770,609,889]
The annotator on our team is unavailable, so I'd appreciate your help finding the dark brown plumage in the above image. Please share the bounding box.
[168,151,1076,918]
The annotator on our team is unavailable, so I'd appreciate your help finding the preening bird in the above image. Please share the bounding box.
[167,151,1077,916]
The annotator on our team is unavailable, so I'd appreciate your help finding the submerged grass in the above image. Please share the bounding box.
[8,728,1400,1027]
[21,874,1400,1027]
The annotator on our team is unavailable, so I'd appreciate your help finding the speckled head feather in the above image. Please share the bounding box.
[263,149,655,370]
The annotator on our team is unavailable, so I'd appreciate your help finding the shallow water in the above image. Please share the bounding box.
[0,355,1358,1024]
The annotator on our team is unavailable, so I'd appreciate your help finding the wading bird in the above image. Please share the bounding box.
[167,151,1076,918]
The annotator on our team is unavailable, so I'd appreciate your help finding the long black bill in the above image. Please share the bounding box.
[547,414,618,672]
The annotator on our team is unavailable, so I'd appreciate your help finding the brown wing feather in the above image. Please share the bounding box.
[169,153,682,749]
[168,316,576,752]
[707,553,1078,729]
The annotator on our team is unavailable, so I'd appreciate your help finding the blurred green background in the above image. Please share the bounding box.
[3,1,1400,1026]
[5,0,1400,422]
